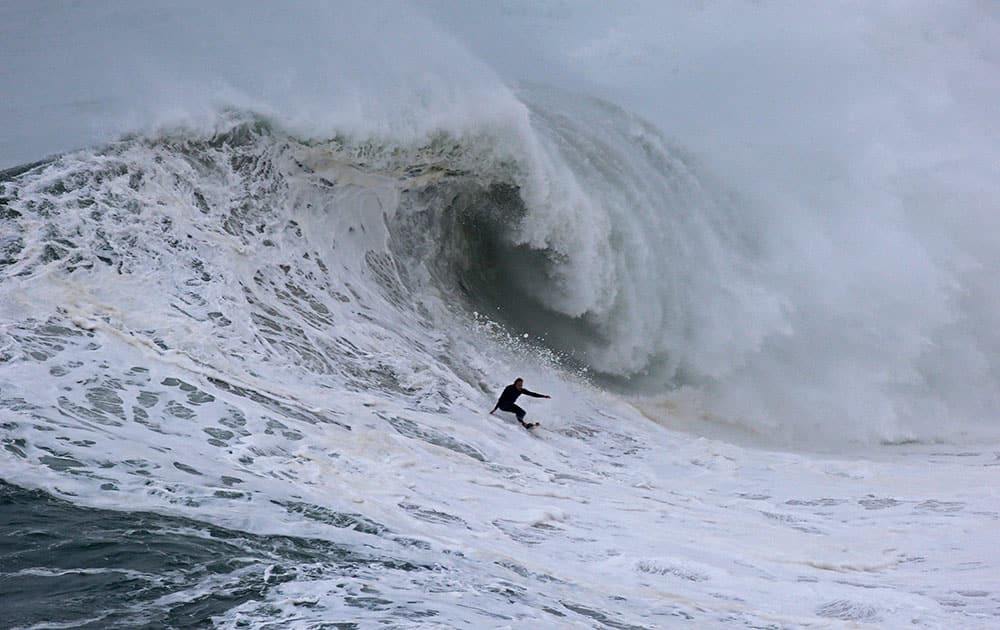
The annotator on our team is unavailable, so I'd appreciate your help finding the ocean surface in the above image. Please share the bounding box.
[2,2,999,628]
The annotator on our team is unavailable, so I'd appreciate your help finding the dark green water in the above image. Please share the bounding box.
[0,481,379,629]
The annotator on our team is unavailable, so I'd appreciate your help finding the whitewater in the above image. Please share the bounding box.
[1,1,999,628]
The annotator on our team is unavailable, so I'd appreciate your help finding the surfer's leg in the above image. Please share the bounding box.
[498,403,531,426]
[500,403,527,423]
[511,404,526,423]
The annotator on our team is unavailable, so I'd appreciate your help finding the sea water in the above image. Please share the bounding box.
[1,2,998,627]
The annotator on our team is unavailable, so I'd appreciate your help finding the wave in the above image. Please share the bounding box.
[2,84,998,449]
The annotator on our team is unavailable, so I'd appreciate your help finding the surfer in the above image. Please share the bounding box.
[490,378,550,428]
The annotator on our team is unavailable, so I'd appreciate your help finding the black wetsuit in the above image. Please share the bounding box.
[495,384,545,424]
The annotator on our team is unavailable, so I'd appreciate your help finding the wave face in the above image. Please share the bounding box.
[5,77,1000,436]
[4,88,997,448]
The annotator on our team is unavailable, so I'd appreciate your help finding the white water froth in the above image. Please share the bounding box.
[0,123,997,628]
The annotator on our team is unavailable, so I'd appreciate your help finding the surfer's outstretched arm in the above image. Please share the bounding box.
[521,389,551,399]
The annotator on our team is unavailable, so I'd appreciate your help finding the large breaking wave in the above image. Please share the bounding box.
[0,1,998,467]
[2,80,998,448]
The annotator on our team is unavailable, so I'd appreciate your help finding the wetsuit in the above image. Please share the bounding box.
[494,384,545,424]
